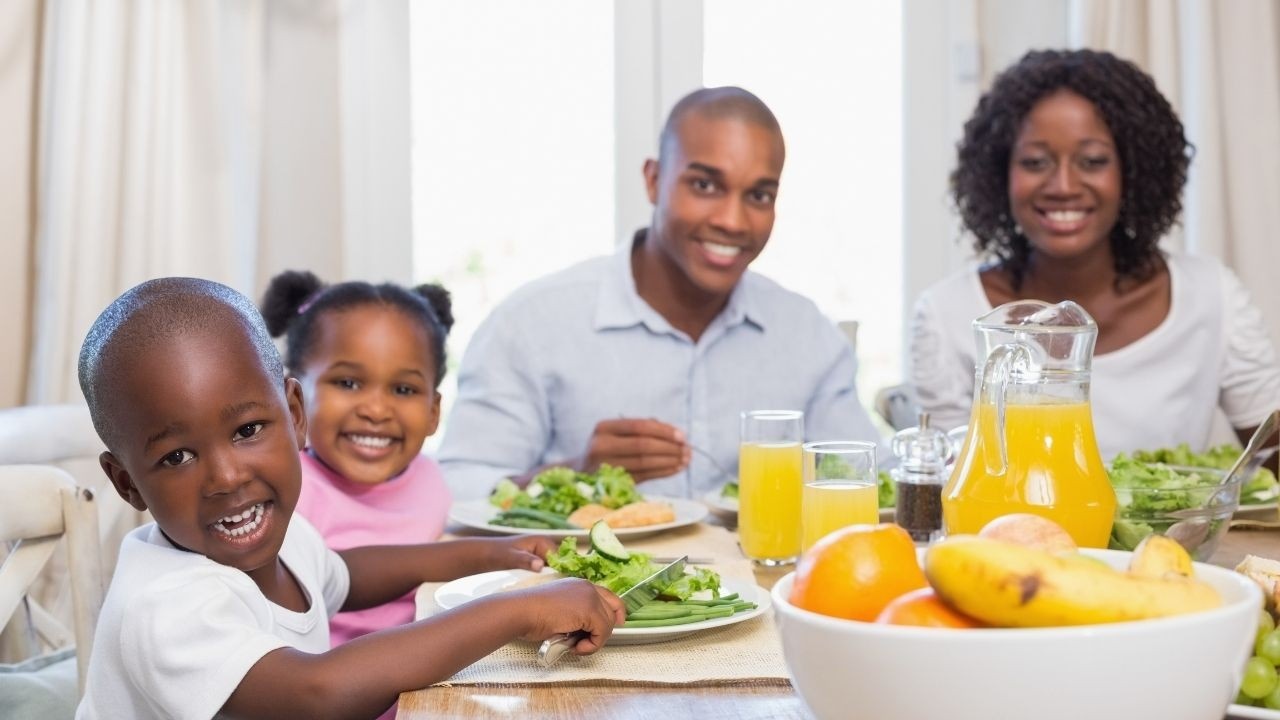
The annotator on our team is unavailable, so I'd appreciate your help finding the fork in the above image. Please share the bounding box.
[689,444,732,479]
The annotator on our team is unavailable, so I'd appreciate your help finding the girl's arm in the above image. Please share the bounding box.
[336,535,558,611]
[222,578,623,720]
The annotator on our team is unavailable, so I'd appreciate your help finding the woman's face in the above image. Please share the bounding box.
[1007,89,1123,262]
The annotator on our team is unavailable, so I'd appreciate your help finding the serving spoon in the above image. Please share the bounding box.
[1165,410,1279,543]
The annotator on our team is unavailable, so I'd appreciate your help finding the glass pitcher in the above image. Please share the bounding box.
[941,300,1116,548]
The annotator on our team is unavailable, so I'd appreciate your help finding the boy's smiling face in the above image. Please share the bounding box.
[99,325,307,578]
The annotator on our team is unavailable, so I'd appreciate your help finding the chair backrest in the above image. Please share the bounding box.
[0,465,104,696]
[0,405,148,667]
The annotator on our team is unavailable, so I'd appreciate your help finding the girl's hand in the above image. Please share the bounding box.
[515,578,626,653]
[485,534,558,572]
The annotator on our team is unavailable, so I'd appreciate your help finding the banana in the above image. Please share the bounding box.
[1127,534,1194,580]
[924,537,1221,627]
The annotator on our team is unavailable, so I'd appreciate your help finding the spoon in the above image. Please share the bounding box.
[1222,410,1279,489]
[1163,410,1278,545]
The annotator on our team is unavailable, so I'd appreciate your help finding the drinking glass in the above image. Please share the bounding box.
[738,410,804,566]
[801,441,879,550]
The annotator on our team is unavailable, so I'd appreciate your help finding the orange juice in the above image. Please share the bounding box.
[801,480,878,550]
[942,401,1115,547]
[739,442,803,561]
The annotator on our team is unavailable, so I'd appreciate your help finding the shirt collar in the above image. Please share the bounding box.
[593,229,766,335]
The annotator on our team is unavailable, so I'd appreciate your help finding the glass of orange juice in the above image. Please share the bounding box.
[738,410,804,566]
[801,441,878,550]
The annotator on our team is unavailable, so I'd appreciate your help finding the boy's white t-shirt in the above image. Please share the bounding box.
[76,514,350,720]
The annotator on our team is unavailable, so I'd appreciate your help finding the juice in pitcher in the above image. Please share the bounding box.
[942,401,1115,547]
[942,300,1116,548]
[738,441,803,562]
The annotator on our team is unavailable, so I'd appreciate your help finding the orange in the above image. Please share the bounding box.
[875,587,983,628]
[788,523,927,621]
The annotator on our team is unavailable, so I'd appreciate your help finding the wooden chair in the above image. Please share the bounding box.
[0,464,104,696]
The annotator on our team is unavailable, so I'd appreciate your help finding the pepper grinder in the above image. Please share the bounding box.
[891,412,953,543]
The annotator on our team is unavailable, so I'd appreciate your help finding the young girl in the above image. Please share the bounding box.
[260,270,456,647]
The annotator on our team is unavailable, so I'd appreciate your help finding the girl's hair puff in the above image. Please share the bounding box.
[260,270,453,388]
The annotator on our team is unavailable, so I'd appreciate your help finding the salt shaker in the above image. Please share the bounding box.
[891,412,953,542]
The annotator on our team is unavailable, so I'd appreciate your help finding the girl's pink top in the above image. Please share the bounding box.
[294,450,451,646]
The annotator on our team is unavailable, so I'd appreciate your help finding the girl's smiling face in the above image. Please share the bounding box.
[99,326,307,579]
[295,305,441,485]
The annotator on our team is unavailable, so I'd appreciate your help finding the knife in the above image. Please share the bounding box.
[537,556,688,667]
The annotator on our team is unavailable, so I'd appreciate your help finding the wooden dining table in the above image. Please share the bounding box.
[397,521,1278,720]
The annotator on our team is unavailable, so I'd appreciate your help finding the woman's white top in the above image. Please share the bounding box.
[909,252,1280,458]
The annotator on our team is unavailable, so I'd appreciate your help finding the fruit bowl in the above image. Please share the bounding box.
[1109,464,1241,561]
[772,549,1260,720]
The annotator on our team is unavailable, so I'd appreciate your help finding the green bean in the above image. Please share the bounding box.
[492,507,576,529]
[622,608,737,628]
[625,606,694,620]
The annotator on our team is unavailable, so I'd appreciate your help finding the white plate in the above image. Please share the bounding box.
[1228,704,1280,719]
[700,487,895,521]
[1238,500,1279,515]
[434,568,770,645]
[449,496,708,539]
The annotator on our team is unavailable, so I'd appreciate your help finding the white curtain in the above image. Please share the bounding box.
[27,0,265,403]
[17,0,411,405]
[1070,0,1280,349]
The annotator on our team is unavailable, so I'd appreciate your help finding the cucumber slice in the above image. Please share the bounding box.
[589,520,631,561]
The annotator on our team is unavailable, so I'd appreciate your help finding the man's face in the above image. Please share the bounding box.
[99,327,307,578]
[644,114,785,298]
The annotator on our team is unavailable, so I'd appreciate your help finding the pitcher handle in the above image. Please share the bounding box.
[979,343,1033,476]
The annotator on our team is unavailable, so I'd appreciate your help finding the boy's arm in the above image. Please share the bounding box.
[336,536,557,611]
[222,579,622,720]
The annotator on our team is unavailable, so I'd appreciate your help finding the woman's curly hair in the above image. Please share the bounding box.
[951,49,1192,288]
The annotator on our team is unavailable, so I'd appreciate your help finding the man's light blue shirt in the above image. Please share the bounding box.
[438,239,884,501]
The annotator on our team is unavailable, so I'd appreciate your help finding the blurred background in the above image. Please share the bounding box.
[2,0,1277,444]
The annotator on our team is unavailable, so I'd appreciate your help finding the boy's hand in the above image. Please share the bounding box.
[483,535,558,573]
[515,578,626,654]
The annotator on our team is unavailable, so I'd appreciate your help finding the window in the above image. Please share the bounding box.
[703,1,905,416]
[409,1,615,446]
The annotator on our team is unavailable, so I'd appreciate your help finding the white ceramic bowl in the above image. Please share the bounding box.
[771,549,1261,720]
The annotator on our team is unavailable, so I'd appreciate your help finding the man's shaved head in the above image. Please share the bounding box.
[78,277,284,450]
[657,86,783,165]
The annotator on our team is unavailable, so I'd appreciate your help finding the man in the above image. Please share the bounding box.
[439,86,882,500]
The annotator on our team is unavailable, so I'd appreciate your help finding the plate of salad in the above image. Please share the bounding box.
[450,464,709,538]
[705,471,899,521]
[435,524,770,645]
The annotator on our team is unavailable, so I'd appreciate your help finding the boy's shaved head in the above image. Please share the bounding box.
[78,277,284,450]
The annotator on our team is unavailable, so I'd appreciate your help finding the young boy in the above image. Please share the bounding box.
[75,277,624,719]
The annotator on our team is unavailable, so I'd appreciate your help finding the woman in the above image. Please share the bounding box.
[909,48,1279,457]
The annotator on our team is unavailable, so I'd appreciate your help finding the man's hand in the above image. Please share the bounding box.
[580,418,690,482]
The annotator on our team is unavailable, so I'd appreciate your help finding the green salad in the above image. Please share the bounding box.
[546,536,720,599]
[720,470,896,508]
[1106,443,1279,552]
[488,464,642,529]
[546,524,758,628]
[1125,443,1278,505]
